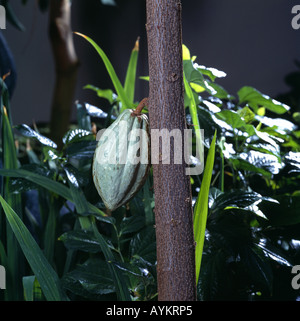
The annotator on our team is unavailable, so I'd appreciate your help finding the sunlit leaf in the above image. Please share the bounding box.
[15,124,57,149]
[238,86,290,114]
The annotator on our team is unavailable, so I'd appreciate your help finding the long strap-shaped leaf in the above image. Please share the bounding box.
[1,87,24,300]
[124,38,139,106]
[0,168,106,218]
[0,195,67,301]
[193,131,217,283]
[75,32,132,111]
[184,73,204,165]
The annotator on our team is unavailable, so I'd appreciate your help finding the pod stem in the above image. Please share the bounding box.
[132,97,149,116]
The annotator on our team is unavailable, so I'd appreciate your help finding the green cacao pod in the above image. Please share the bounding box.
[93,109,150,211]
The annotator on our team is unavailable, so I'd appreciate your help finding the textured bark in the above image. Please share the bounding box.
[49,0,79,148]
[146,0,196,301]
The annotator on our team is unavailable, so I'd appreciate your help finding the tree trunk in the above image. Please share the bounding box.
[146,0,196,301]
[49,0,79,148]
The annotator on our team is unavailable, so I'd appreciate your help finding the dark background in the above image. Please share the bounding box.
[2,0,300,126]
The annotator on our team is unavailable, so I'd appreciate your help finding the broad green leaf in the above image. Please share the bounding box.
[129,227,156,264]
[0,195,67,301]
[237,106,255,124]
[194,131,217,283]
[238,86,290,114]
[229,156,272,178]
[196,65,227,82]
[62,128,92,145]
[75,32,132,111]
[84,85,115,104]
[120,215,145,236]
[63,258,116,300]
[183,60,215,95]
[258,195,300,226]
[15,124,57,148]
[124,38,139,104]
[215,110,256,136]
[59,230,104,253]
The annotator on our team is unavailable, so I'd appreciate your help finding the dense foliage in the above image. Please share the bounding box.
[1,34,300,301]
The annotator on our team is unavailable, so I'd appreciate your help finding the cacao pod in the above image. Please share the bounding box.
[92,109,150,211]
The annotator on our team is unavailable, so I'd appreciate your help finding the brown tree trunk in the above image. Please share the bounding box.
[49,0,79,148]
[146,0,196,301]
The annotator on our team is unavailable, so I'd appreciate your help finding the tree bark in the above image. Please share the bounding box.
[146,0,196,301]
[49,0,79,148]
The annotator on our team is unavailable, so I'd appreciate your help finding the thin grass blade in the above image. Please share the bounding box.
[124,37,139,106]
[194,131,217,283]
[0,195,67,301]
[184,73,204,164]
[75,32,132,111]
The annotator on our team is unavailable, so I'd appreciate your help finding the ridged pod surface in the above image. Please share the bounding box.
[93,109,150,211]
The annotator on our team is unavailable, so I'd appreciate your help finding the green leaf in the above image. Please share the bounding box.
[237,106,255,124]
[15,124,57,148]
[129,227,156,264]
[1,103,24,300]
[0,168,107,218]
[210,190,276,216]
[124,38,139,104]
[258,195,300,226]
[75,33,132,111]
[238,86,290,114]
[183,60,215,95]
[0,168,72,200]
[0,195,67,301]
[59,230,103,253]
[120,215,145,236]
[63,258,116,300]
[84,85,115,105]
[23,276,35,301]
[196,65,227,82]
[193,131,217,283]
[62,128,92,145]
[184,73,204,164]
[215,110,256,136]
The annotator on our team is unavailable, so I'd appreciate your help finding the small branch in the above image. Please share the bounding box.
[131,97,149,116]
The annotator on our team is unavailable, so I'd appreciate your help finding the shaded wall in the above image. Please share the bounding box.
[2,0,300,126]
